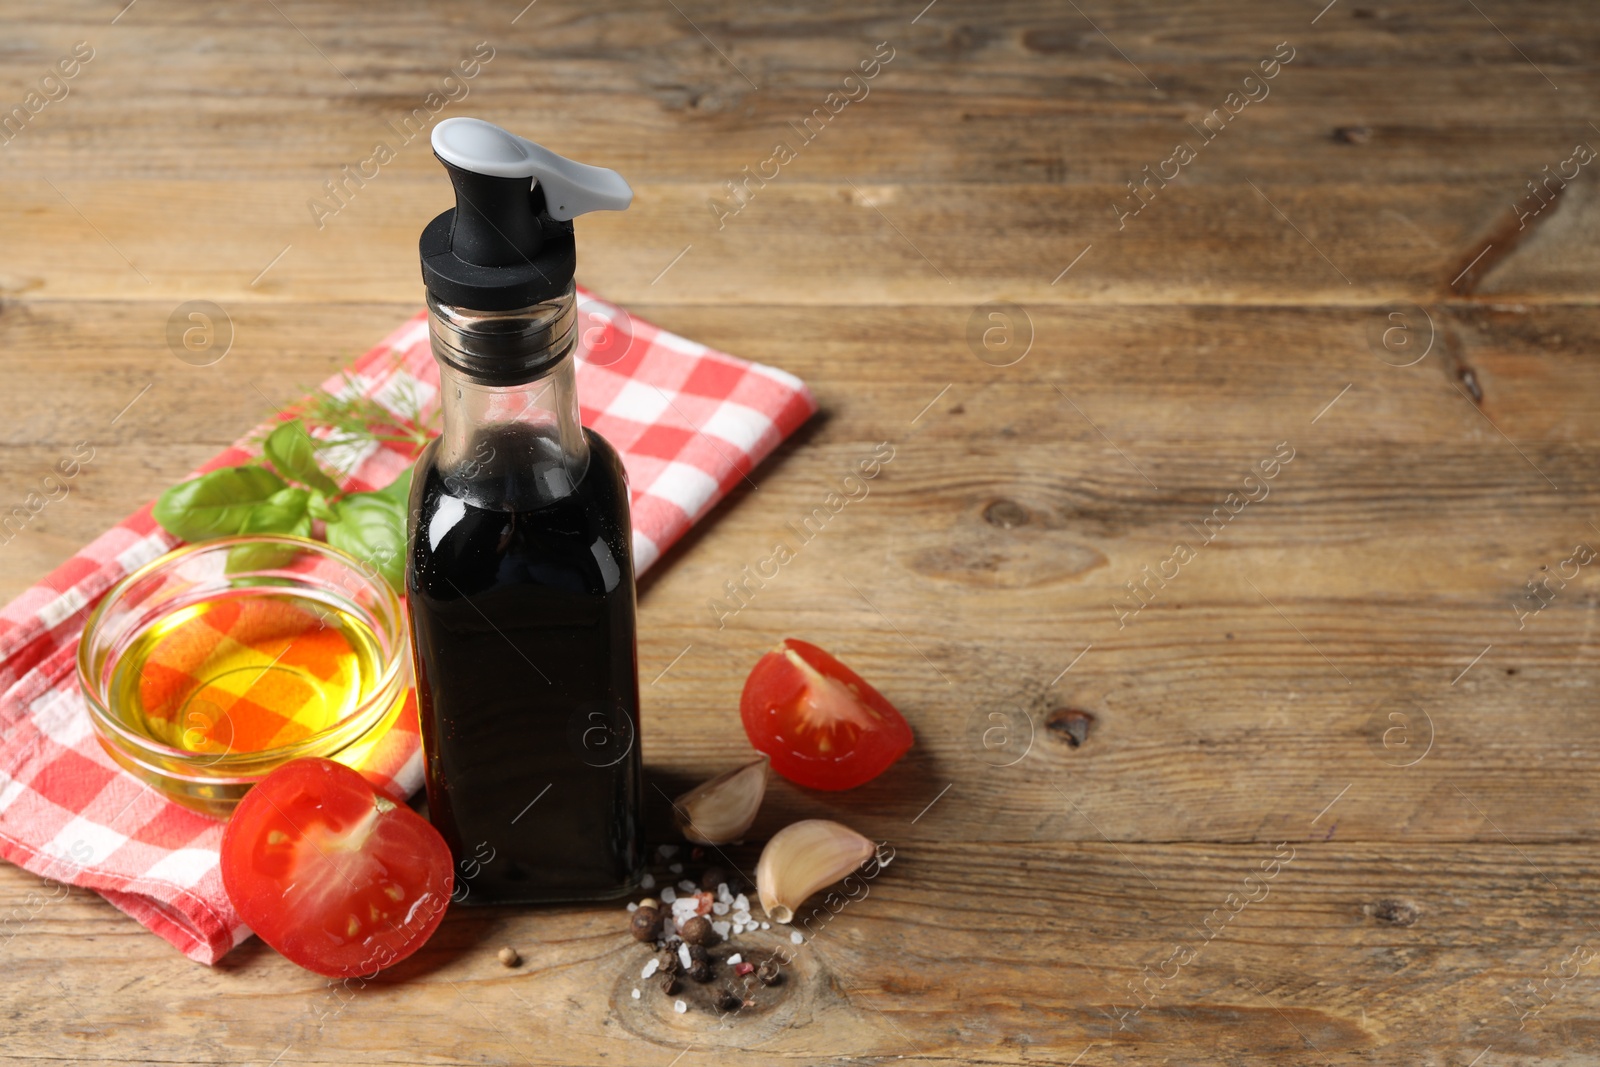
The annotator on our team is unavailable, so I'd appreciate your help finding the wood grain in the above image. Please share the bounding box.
[6,842,1600,1065]
[2,0,1600,1063]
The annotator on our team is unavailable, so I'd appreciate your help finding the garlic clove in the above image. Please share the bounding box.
[756,819,875,924]
[673,756,769,845]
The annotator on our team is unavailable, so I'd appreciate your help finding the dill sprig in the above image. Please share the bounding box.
[253,355,439,452]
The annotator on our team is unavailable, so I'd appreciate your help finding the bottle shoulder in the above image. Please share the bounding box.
[415,424,627,514]
[407,427,633,600]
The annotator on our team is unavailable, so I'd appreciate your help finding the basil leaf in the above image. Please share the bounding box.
[153,465,288,542]
[240,487,312,537]
[306,490,336,522]
[326,487,407,592]
[225,488,312,573]
[263,420,340,496]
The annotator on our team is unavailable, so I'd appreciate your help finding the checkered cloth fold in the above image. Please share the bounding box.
[0,290,814,963]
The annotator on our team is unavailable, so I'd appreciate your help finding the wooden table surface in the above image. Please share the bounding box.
[3,0,1599,1063]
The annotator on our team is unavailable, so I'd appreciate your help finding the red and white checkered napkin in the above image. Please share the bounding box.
[0,289,815,964]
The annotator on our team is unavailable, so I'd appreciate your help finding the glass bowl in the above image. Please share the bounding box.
[77,536,410,819]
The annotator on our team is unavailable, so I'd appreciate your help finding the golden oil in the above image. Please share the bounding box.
[108,592,386,757]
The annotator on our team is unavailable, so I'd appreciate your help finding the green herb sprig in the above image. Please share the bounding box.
[155,382,433,592]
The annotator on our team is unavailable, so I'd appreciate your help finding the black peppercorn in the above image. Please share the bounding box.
[679,915,715,946]
[656,947,682,975]
[629,905,662,942]
[685,944,712,983]
[659,973,680,996]
[756,958,782,986]
[714,987,742,1012]
[699,865,728,892]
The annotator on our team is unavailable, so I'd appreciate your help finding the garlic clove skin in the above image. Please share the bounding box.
[756,819,876,924]
[673,756,769,845]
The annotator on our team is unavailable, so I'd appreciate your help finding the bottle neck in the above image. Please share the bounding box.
[428,292,589,510]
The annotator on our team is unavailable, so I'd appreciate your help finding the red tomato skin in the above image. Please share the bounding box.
[739,638,913,791]
[221,758,454,978]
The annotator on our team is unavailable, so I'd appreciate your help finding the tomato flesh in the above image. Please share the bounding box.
[739,639,913,791]
[221,758,453,978]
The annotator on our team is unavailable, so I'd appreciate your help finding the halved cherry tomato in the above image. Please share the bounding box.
[739,638,913,791]
[221,758,452,978]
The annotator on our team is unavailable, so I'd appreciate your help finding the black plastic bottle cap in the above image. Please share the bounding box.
[420,118,633,312]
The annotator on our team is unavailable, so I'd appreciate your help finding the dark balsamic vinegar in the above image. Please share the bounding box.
[412,117,644,902]
[407,424,644,903]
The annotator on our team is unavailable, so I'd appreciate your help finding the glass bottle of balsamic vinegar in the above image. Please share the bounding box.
[407,118,643,903]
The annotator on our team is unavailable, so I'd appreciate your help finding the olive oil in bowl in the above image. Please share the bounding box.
[108,592,385,757]
[79,536,411,818]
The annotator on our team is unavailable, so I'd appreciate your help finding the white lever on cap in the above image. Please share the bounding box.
[432,117,633,222]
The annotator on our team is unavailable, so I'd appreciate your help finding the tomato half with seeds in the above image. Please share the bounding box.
[739,638,913,791]
[221,758,452,978]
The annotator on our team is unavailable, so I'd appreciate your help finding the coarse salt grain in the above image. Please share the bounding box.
[669,863,683,874]
[627,902,639,912]
[761,922,771,930]
[716,883,732,902]
[726,953,742,966]
[660,887,677,903]
[712,901,729,915]
[632,988,641,1000]
[678,944,693,970]
[733,912,752,926]
[791,931,804,944]
[641,873,656,889]
[659,844,679,858]
[678,880,697,893]
[674,1000,688,1014]
[733,893,749,911]
[712,920,731,939]
[642,959,660,979]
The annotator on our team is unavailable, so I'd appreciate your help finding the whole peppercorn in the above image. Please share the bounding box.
[497,946,521,968]
[756,958,782,986]
[699,866,728,892]
[656,947,682,976]
[713,987,743,1013]
[659,973,680,996]
[630,905,662,942]
[688,959,712,983]
[679,915,715,946]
